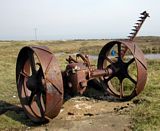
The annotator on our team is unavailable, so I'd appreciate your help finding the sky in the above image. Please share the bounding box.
[0,0,159,40]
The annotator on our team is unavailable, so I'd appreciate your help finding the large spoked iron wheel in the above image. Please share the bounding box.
[16,46,63,123]
[98,41,147,101]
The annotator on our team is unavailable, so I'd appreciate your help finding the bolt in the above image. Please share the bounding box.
[68,82,72,88]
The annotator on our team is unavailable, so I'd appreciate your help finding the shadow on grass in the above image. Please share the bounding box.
[0,100,45,127]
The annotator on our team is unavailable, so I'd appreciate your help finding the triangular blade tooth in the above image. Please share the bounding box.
[128,36,133,38]
[140,14,146,17]
[132,29,137,31]
[140,11,147,15]
[133,25,138,28]
[133,26,139,30]
[141,11,150,17]
[138,19,143,22]
[139,16,145,19]
[131,31,136,34]
[135,23,140,25]
[130,32,135,35]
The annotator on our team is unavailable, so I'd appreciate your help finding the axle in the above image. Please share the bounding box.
[64,54,119,95]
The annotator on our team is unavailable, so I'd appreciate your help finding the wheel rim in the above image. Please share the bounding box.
[16,46,63,122]
[97,41,147,101]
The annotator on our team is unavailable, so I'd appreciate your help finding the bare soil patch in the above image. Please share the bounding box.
[29,96,134,131]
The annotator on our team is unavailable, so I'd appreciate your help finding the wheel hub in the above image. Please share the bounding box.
[26,74,38,92]
[114,59,129,81]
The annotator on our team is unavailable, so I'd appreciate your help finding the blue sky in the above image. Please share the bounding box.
[0,0,159,40]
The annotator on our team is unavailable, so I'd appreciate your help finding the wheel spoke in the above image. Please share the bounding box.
[105,56,114,64]
[105,57,117,71]
[117,43,122,58]
[104,74,116,82]
[20,97,29,105]
[127,58,135,66]
[20,71,29,78]
[28,91,36,105]
[127,74,137,84]
[20,91,35,105]
[37,66,46,92]
[119,80,124,98]
[36,93,45,117]
[28,50,36,75]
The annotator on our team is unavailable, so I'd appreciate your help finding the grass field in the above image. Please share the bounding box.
[0,36,160,130]
[131,60,160,130]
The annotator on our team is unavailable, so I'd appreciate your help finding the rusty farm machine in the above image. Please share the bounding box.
[16,11,149,122]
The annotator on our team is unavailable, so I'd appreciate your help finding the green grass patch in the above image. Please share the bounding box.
[131,60,160,131]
